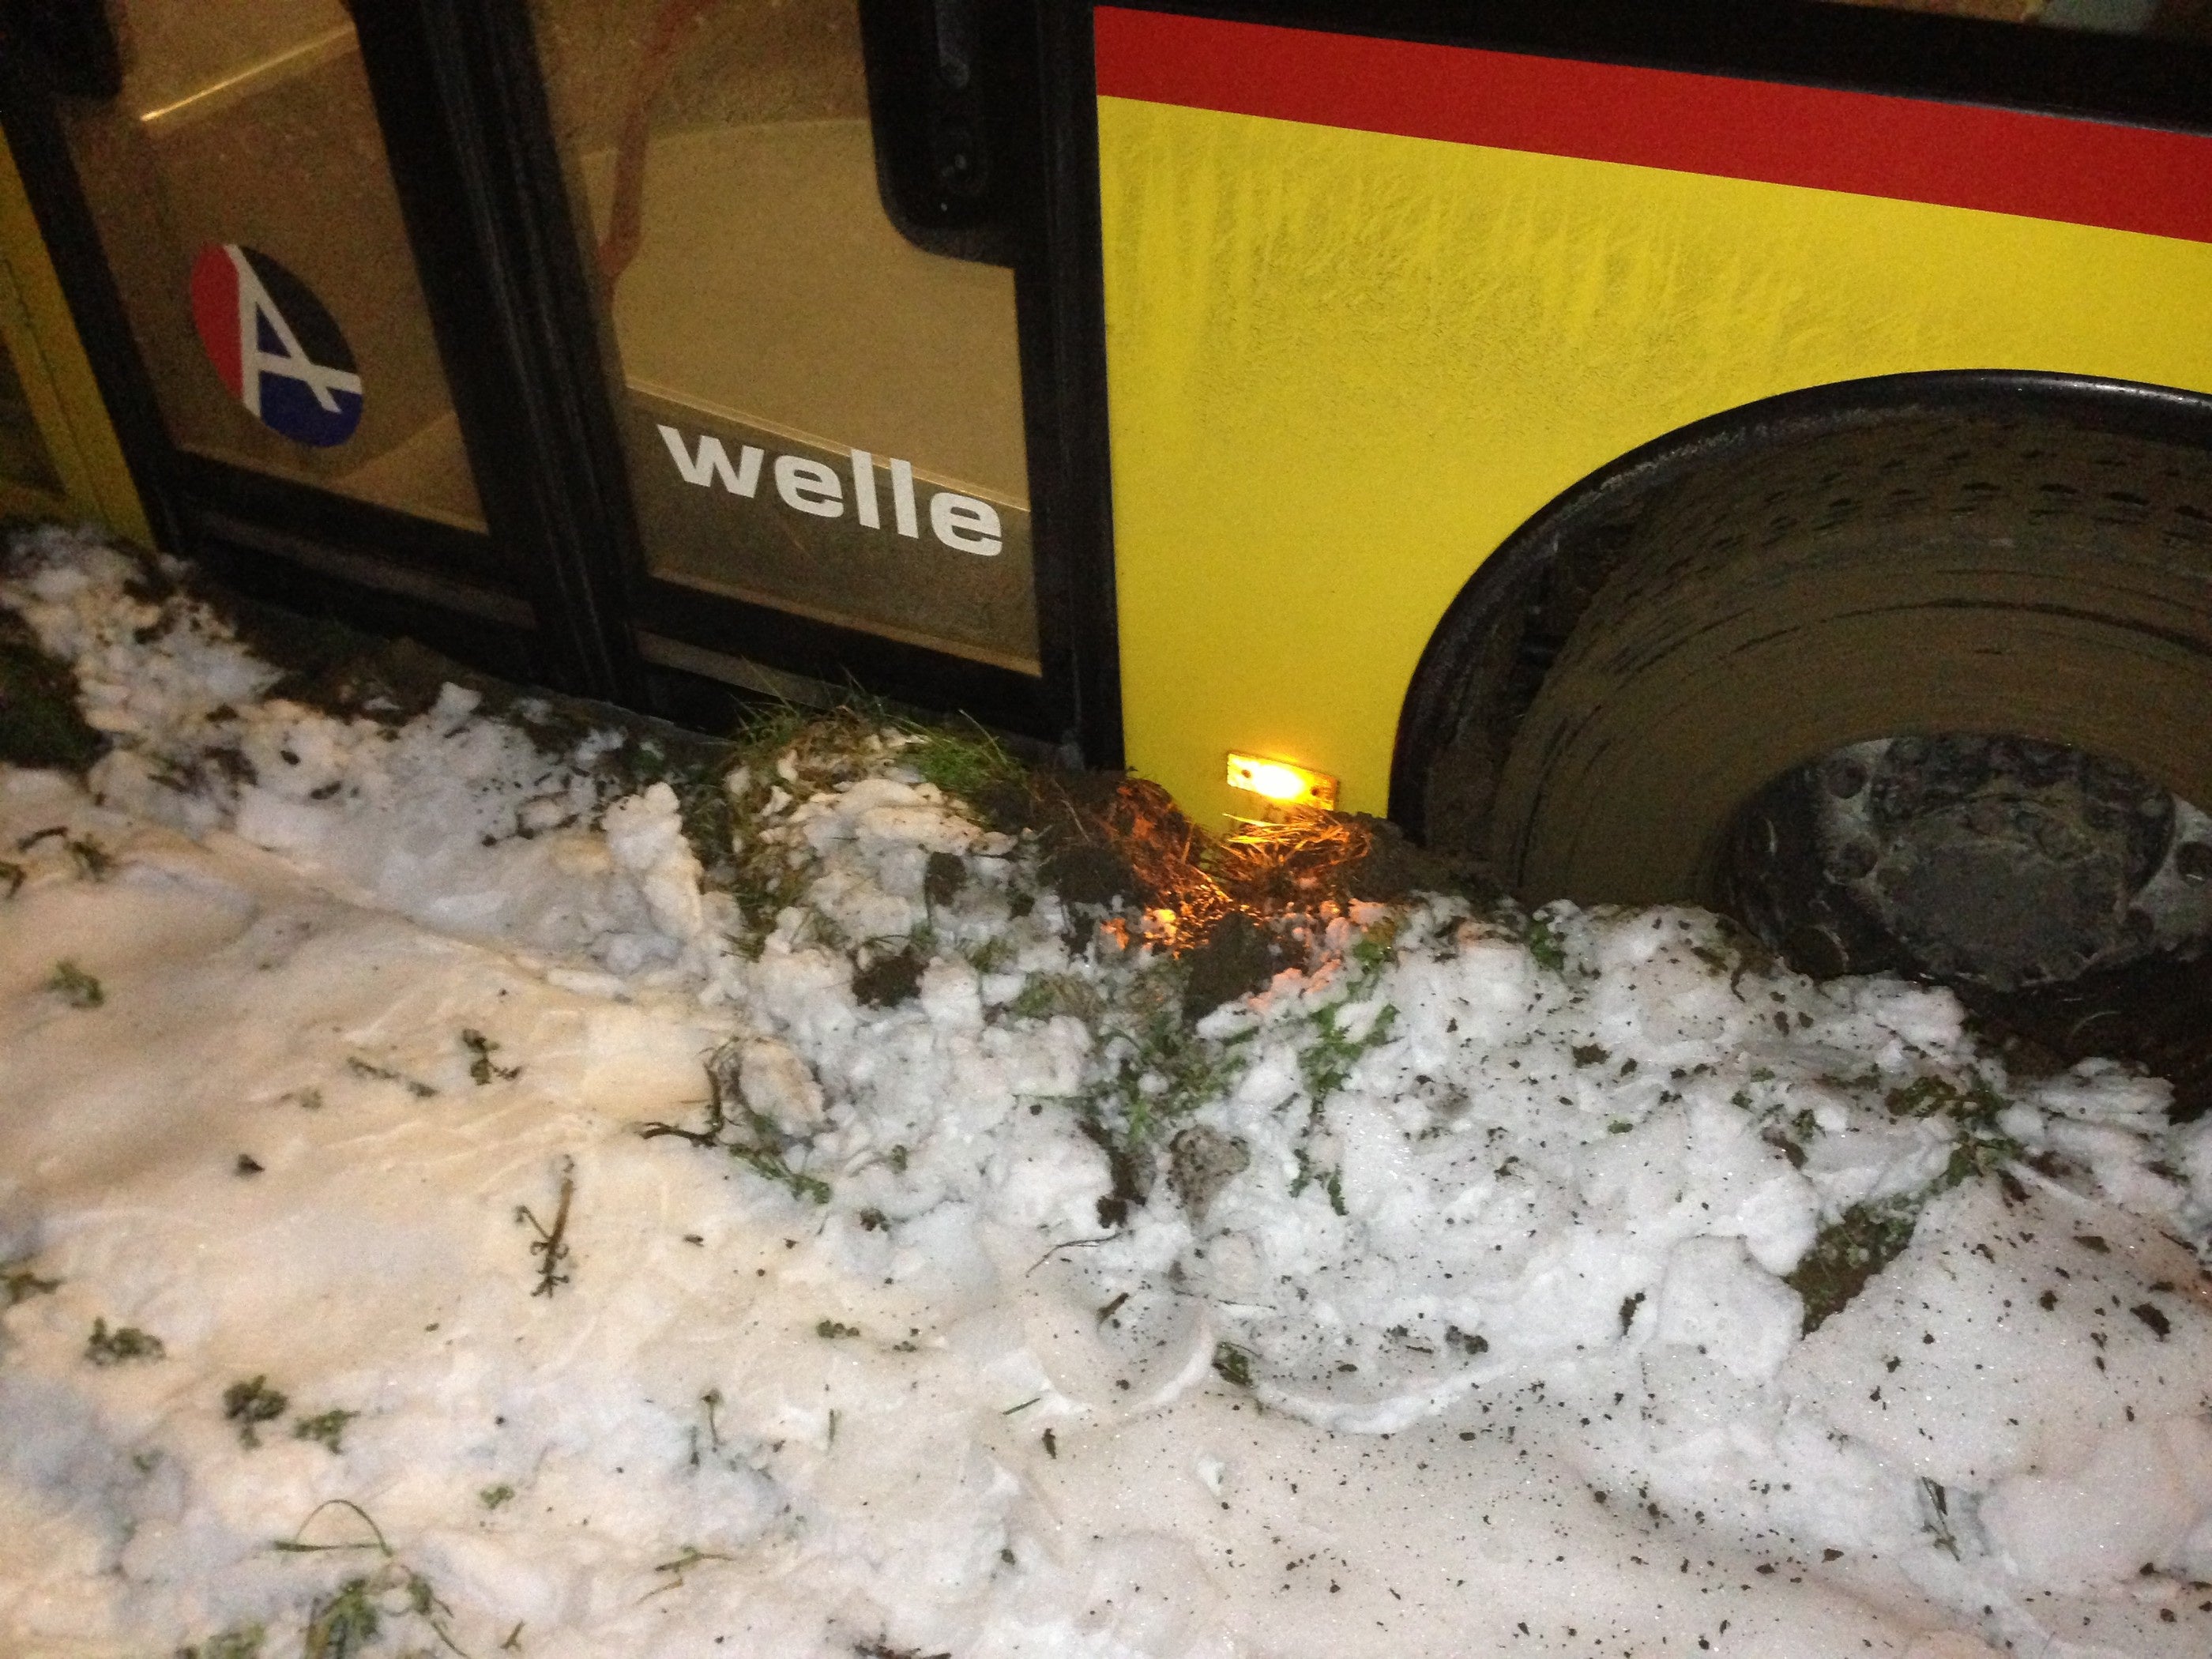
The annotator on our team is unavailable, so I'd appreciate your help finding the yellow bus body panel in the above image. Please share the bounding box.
[1098,95,2212,826]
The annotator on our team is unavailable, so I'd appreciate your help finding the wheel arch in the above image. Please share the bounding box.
[1387,370,2212,863]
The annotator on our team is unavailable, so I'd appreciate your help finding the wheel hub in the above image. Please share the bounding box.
[1735,734,2212,990]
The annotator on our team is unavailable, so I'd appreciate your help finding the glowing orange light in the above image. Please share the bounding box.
[1225,752,1339,810]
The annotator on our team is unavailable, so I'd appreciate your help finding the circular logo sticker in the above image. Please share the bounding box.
[190,243,363,447]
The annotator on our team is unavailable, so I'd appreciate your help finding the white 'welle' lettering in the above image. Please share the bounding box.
[890,458,920,539]
[658,425,762,496]
[775,455,843,517]
[852,450,881,529]
[931,492,1002,556]
[660,425,1005,556]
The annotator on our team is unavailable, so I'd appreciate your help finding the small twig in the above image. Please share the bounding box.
[637,1063,729,1146]
[640,1057,833,1202]
[645,1543,734,1599]
[1919,1477,1960,1559]
[66,835,112,879]
[1028,1235,1120,1273]
[514,1157,576,1296]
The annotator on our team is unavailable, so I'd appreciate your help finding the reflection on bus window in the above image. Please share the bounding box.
[1823,0,2209,34]
[531,0,1037,675]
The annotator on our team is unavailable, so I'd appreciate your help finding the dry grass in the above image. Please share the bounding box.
[1034,776,1390,952]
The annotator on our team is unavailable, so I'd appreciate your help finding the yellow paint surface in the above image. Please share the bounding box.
[0,126,152,544]
[1099,95,2212,825]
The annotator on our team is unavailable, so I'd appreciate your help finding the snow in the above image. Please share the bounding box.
[6,525,2212,1657]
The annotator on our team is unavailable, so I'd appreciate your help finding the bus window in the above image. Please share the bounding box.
[528,0,1038,675]
[52,0,487,532]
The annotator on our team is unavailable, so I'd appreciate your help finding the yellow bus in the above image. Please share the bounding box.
[4,0,2210,993]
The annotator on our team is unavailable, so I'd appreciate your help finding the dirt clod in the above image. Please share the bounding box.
[1180,910,1279,1019]
[1166,1126,1251,1221]
[924,851,968,908]
[0,608,103,773]
[852,947,926,1008]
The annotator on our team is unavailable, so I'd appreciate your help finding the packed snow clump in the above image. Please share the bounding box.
[6,525,2212,1659]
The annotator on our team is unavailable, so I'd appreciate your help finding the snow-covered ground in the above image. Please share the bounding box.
[5,525,2212,1659]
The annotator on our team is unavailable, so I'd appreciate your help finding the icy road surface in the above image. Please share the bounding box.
[5,527,2212,1658]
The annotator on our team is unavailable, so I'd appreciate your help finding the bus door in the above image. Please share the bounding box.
[0,0,1098,747]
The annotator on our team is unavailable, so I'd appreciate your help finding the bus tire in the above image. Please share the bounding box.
[1431,408,2212,975]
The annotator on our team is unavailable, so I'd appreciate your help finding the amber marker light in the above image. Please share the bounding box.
[1225,752,1339,810]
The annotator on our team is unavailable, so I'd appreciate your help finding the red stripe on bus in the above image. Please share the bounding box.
[1093,8,2212,246]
